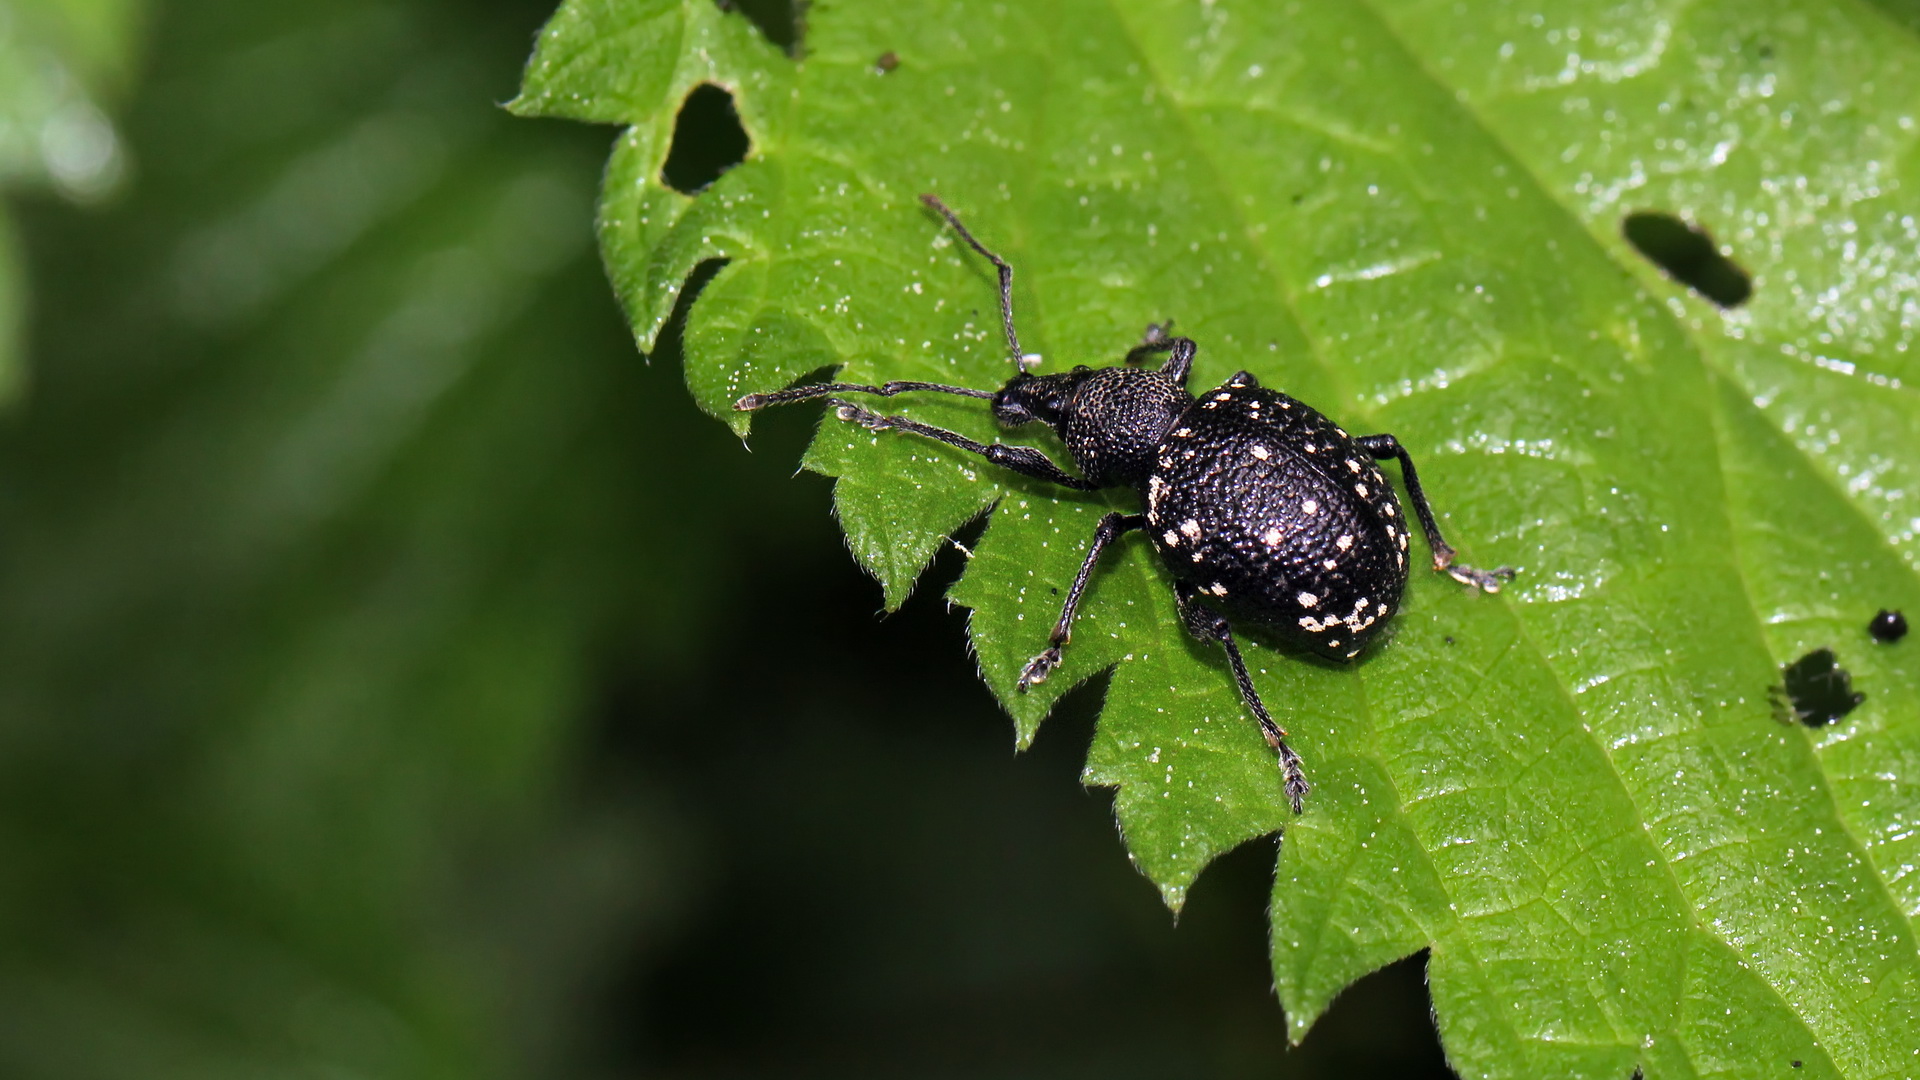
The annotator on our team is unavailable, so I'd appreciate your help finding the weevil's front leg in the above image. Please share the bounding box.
[830,400,1098,491]
[1356,433,1516,592]
[734,380,993,411]
[1017,512,1145,690]
[1174,582,1309,813]
[1123,326,1197,387]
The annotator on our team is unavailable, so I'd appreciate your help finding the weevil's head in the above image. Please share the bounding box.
[992,365,1191,487]
[990,369,1089,429]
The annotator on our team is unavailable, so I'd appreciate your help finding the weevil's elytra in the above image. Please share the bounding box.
[734,195,1516,813]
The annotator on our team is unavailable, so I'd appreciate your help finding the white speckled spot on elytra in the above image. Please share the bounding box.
[1148,475,1167,510]
[1384,504,1396,517]
[1328,638,1342,648]
[1262,527,1283,546]
[1346,459,1362,473]
[1179,519,1202,539]
[1355,483,1369,498]
[1175,428,1193,437]
[1302,499,1319,514]
[1298,616,1324,632]
[1214,393,1232,402]
[1322,558,1337,570]
[1297,591,1319,608]
[1208,583,1228,597]
[1250,445,1270,460]
[1163,530,1180,547]
[1336,534,1354,550]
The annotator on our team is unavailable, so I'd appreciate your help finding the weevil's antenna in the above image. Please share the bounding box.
[920,193,1032,373]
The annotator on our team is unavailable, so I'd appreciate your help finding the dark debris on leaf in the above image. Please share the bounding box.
[1869,609,1907,643]
[1771,648,1864,728]
[875,51,900,73]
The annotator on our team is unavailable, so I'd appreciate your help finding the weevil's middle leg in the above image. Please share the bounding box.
[828,400,1098,491]
[1017,512,1144,691]
[1174,582,1309,813]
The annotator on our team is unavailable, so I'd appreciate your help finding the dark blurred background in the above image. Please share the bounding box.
[0,1,1457,1075]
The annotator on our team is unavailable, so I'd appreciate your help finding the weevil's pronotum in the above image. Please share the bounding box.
[736,196,1515,811]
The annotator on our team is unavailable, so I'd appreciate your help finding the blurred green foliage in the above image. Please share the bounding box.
[0,0,729,1073]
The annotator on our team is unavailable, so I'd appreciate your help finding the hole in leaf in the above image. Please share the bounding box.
[1621,211,1752,308]
[1772,647,1864,728]
[651,258,728,366]
[662,85,750,195]
[714,0,804,55]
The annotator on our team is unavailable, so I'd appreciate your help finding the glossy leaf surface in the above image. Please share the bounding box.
[516,2,1920,1075]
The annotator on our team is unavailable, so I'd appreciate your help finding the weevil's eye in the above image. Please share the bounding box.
[992,394,1036,427]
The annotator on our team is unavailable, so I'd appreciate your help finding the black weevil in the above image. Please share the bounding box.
[736,195,1515,811]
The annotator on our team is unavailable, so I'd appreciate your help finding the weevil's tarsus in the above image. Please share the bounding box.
[1357,433,1514,592]
[1018,511,1145,690]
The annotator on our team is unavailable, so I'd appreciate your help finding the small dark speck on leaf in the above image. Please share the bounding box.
[1791,1062,1802,1070]
[1869,609,1907,642]
[1050,586,1059,595]
[1444,635,1455,646]
[1772,648,1864,728]
[1622,211,1752,308]
[875,51,900,73]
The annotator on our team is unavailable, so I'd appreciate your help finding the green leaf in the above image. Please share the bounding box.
[516,1,1920,1076]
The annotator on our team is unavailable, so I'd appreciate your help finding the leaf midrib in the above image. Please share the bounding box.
[1353,0,1918,1070]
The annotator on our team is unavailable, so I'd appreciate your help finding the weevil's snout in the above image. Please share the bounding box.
[991,370,1082,429]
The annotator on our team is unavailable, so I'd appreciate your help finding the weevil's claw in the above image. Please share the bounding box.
[1017,647,1063,691]
[1447,563,1516,593]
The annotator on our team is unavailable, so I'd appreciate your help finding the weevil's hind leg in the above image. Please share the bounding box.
[1356,433,1516,592]
[829,399,1098,491]
[1174,582,1309,813]
[1018,512,1144,691]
